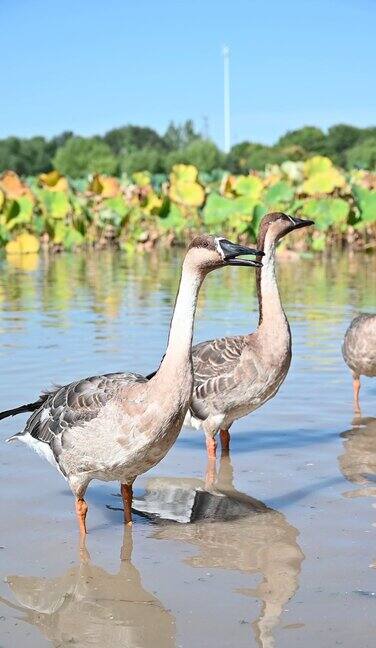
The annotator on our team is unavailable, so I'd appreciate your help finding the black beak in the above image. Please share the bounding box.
[219,239,263,267]
[288,216,314,229]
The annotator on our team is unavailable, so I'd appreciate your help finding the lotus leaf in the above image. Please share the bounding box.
[352,185,376,223]
[253,203,268,232]
[301,198,349,230]
[151,173,168,192]
[38,190,70,219]
[350,170,376,191]
[281,161,304,184]
[170,164,198,183]
[203,193,235,226]
[264,181,294,207]
[88,175,104,194]
[63,227,85,250]
[0,189,5,210]
[100,176,121,197]
[6,232,40,255]
[303,156,333,177]
[158,203,185,231]
[38,170,69,192]
[104,196,128,218]
[233,175,263,200]
[39,170,61,187]
[0,171,34,202]
[302,168,346,195]
[169,180,205,208]
[143,190,162,215]
[220,174,237,197]
[132,171,151,187]
[5,197,34,230]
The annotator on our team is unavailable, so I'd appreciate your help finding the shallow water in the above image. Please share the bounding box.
[0,248,375,648]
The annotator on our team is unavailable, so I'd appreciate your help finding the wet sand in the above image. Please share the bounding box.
[0,249,376,647]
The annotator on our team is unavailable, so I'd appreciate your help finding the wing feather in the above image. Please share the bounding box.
[24,372,147,445]
[190,336,248,420]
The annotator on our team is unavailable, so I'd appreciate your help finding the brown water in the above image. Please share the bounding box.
[0,248,375,648]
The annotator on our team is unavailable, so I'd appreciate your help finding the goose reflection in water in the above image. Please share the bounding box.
[0,530,175,648]
[132,455,304,648]
[339,417,376,547]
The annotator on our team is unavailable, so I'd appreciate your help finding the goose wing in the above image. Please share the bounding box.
[191,336,248,419]
[21,372,147,445]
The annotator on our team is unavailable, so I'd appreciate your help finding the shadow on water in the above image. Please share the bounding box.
[0,528,176,648]
[118,455,305,648]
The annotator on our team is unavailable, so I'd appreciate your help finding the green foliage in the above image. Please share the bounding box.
[159,203,185,231]
[301,198,350,231]
[302,156,346,194]
[169,164,205,207]
[264,181,294,207]
[346,139,376,170]
[104,125,166,156]
[53,137,118,178]
[277,126,327,153]
[0,158,375,253]
[182,139,223,172]
[234,175,263,199]
[163,120,200,150]
[120,147,164,175]
[352,185,376,223]
[38,190,71,219]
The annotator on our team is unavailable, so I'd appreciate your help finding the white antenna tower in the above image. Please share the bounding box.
[223,45,231,153]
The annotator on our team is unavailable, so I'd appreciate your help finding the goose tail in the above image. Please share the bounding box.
[5,432,25,443]
[0,400,42,421]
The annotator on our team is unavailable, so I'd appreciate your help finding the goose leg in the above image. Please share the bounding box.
[220,429,231,455]
[121,483,133,526]
[205,457,217,490]
[75,498,88,536]
[352,373,361,414]
[205,435,217,459]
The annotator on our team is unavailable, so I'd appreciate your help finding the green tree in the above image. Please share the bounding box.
[53,137,118,177]
[277,126,326,154]
[0,137,23,174]
[120,147,164,174]
[0,136,53,175]
[163,120,200,150]
[346,138,376,169]
[104,125,165,156]
[183,139,223,172]
[326,124,362,165]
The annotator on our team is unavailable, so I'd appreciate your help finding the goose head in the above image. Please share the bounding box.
[186,234,263,275]
[258,212,314,248]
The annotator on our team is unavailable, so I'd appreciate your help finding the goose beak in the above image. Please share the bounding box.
[219,239,264,267]
[288,216,314,229]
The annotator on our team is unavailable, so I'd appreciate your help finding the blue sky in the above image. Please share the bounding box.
[0,0,375,148]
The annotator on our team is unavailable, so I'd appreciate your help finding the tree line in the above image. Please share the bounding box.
[0,121,375,178]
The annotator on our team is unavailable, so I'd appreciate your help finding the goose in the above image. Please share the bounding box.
[0,235,261,534]
[342,314,376,413]
[149,212,313,458]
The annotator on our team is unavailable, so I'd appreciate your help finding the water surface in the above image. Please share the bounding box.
[0,248,376,647]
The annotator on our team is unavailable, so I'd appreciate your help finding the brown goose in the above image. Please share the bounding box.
[0,235,261,534]
[342,314,376,413]
[185,213,313,457]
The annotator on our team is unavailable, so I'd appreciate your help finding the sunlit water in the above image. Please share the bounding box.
[0,248,375,648]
